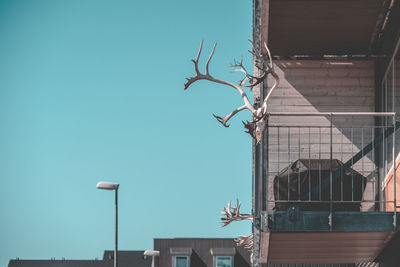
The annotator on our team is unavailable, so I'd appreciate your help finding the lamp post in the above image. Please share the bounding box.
[96,181,119,267]
[144,250,160,267]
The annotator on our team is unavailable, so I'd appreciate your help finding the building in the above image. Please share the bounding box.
[8,238,251,267]
[154,238,250,267]
[251,0,400,266]
[8,251,152,267]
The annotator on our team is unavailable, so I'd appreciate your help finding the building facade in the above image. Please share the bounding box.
[8,238,251,267]
[252,0,400,266]
[154,238,250,267]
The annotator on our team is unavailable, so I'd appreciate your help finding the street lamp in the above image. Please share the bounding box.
[96,181,119,267]
[144,250,160,267]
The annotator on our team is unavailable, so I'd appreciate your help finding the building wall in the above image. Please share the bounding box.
[265,60,377,211]
[7,251,151,267]
[378,45,400,184]
[154,238,251,267]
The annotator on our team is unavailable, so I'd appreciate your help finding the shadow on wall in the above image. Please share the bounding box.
[191,251,207,267]
[266,60,380,210]
[234,250,251,267]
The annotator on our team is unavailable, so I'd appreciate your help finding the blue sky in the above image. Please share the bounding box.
[0,1,253,266]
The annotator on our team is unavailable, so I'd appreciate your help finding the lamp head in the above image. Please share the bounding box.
[96,181,119,190]
[144,250,160,257]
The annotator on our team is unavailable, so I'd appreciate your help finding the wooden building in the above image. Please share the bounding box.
[154,238,250,267]
[252,0,400,266]
[7,239,252,267]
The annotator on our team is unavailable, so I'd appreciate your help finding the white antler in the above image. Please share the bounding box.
[220,200,254,251]
[184,40,256,128]
[184,40,279,142]
[220,200,253,227]
[260,43,280,114]
[235,234,254,250]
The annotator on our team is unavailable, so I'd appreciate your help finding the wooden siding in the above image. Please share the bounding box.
[154,238,250,267]
[262,231,394,264]
[266,60,377,211]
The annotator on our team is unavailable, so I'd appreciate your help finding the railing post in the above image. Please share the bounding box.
[264,117,269,227]
[393,114,397,229]
[329,113,333,231]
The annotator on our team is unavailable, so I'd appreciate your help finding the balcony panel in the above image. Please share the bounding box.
[260,231,396,264]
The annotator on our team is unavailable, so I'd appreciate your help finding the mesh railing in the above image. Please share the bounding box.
[265,112,397,214]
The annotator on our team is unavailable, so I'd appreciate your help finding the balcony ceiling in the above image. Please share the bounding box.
[265,0,385,56]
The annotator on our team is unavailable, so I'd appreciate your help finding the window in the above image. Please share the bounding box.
[173,256,190,267]
[170,248,191,267]
[210,248,235,267]
[214,256,233,267]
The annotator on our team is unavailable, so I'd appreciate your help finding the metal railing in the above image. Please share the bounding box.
[265,112,397,217]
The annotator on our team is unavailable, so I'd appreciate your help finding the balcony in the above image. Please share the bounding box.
[259,112,400,264]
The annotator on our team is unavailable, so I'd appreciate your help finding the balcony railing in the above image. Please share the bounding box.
[265,112,398,216]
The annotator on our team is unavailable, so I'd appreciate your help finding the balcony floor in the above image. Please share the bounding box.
[259,211,400,264]
[260,231,396,264]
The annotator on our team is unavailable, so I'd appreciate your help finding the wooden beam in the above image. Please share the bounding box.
[261,0,270,54]
[259,232,270,263]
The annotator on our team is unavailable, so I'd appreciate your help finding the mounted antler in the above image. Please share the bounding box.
[220,200,254,250]
[235,234,253,250]
[220,199,253,227]
[184,41,256,128]
[184,40,279,142]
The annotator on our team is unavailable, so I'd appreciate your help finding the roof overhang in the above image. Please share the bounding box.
[261,0,386,56]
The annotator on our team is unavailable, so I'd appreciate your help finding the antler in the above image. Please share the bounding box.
[219,200,254,251]
[184,41,256,128]
[184,40,279,141]
[220,200,253,227]
[235,234,253,250]
[260,43,280,112]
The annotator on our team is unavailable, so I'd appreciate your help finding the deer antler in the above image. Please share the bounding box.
[185,41,256,128]
[220,200,254,251]
[184,40,279,142]
[235,234,254,250]
[220,200,253,227]
[260,43,280,112]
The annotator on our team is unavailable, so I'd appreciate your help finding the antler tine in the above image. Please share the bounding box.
[248,40,263,64]
[239,77,249,88]
[227,200,232,215]
[213,114,230,128]
[237,199,241,214]
[243,120,256,139]
[213,105,247,128]
[230,56,243,67]
[234,234,254,250]
[264,42,273,70]
[205,42,217,76]
[184,40,205,90]
[233,199,240,216]
[248,39,272,73]
[248,39,257,54]
[263,71,280,107]
[193,40,204,74]
[229,56,256,88]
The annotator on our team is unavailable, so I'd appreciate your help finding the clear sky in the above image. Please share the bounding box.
[0,1,253,266]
